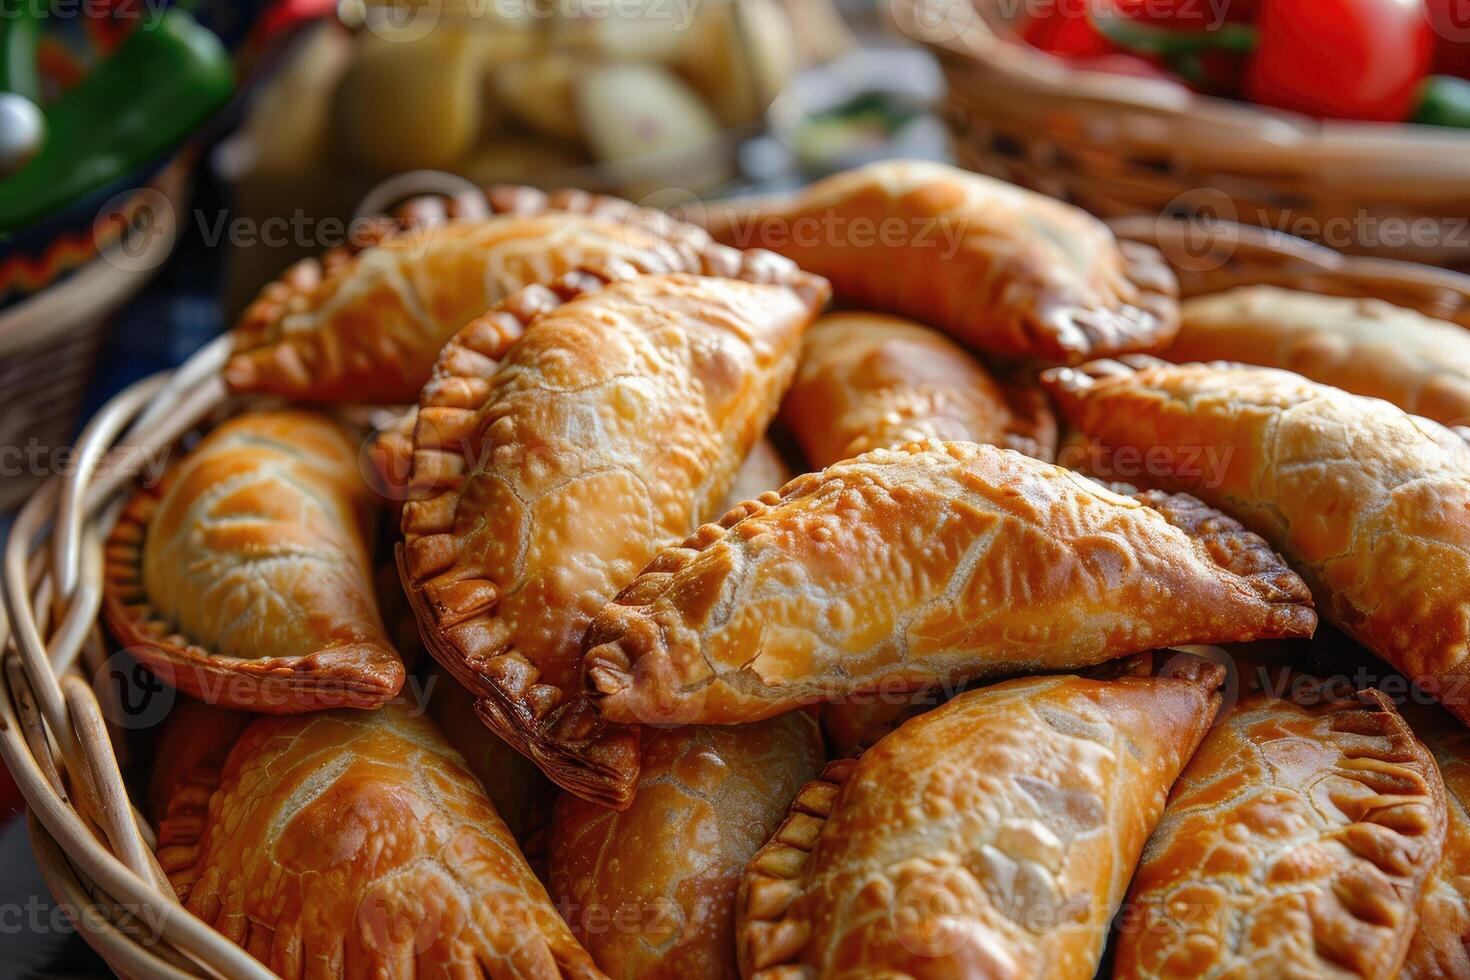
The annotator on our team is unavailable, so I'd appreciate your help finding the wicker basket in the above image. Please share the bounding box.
[0,162,189,512]
[5,214,1470,977]
[891,0,1470,270]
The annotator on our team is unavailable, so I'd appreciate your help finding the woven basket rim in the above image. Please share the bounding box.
[893,0,1470,160]
[6,213,1470,978]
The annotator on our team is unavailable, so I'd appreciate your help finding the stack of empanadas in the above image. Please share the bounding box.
[101,162,1470,979]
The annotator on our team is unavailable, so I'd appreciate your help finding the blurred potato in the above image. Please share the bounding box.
[679,0,796,125]
[551,0,693,63]
[332,27,485,172]
[576,62,720,163]
[494,53,587,145]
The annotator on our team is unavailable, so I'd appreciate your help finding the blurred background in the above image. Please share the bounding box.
[2,0,1469,973]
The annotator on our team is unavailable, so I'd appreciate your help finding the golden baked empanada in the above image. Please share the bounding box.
[1116,680,1446,979]
[1173,286,1470,426]
[1043,357,1470,724]
[548,714,824,979]
[583,441,1315,727]
[226,186,720,403]
[104,411,404,713]
[1401,702,1470,979]
[737,657,1226,978]
[400,264,828,807]
[781,310,1057,467]
[704,160,1179,364]
[155,701,602,979]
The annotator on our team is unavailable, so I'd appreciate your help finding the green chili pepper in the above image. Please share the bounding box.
[0,1,44,103]
[1412,75,1470,129]
[0,9,234,232]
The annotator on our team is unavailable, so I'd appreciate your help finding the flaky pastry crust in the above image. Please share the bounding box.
[103,411,404,712]
[156,701,604,979]
[703,160,1179,364]
[736,658,1226,978]
[780,311,1057,468]
[226,186,725,403]
[583,441,1314,727]
[399,264,828,808]
[1401,701,1470,979]
[1115,685,1447,979]
[548,714,824,979]
[1174,286,1470,426]
[1043,356,1470,725]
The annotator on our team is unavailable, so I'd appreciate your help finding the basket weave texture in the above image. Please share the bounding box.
[893,0,1470,270]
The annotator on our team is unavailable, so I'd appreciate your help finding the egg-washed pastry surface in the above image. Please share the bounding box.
[1173,286,1470,426]
[154,701,605,980]
[738,657,1226,979]
[103,410,404,713]
[400,263,828,808]
[1116,679,1446,979]
[1043,356,1470,725]
[704,159,1179,364]
[548,714,824,979]
[780,310,1057,468]
[226,185,724,403]
[583,440,1315,727]
[1401,700,1470,979]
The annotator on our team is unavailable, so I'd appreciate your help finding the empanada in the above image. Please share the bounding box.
[548,714,824,979]
[225,186,721,403]
[780,310,1057,468]
[583,440,1315,727]
[1115,682,1447,979]
[703,159,1179,364]
[155,701,603,979]
[1401,701,1470,979]
[104,411,404,713]
[1043,357,1470,724]
[737,656,1227,978]
[400,263,828,807]
[1172,286,1470,426]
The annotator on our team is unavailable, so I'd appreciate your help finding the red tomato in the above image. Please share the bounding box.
[1245,0,1433,121]
[1426,0,1470,78]
[1020,0,1115,57]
